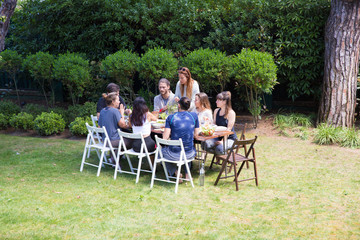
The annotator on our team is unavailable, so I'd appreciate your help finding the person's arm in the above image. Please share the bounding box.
[194,127,199,137]
[153,95,161,112]
[174,81,181,102]
[147,111,157,122]
[213,108,219,125]
[227,110,236,131]
[97,112,100,119]
[117,104,129,129]
[188,81,200,112]
[163,128,171,140]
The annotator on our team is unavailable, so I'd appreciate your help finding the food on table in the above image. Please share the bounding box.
[159,112,168,120]
[200,124,216,136]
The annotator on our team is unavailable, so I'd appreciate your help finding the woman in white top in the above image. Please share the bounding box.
[194,92,213,126]
[174,67,200,112]
[129,97,157,152]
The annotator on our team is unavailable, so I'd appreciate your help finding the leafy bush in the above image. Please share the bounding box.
[232,49,278,127]
[182,48,231,94]
[22,51,56,107]
[313,124,340,145]
[339,128,360,148]
[69,117,90,136]
[67,102,97,124]
[9,112,34,130]
[48,107,67,122]
[53,52,91,105]
[0,50,23,105]
[101,50,139,101]
[34,112,65,136]
[138,47,178,103]
[0,100,21,120]
[22,103,47,117]
[0,113,8,129]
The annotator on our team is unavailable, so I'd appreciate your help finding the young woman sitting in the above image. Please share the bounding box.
[203,91,237,154]
[129,97,157,152]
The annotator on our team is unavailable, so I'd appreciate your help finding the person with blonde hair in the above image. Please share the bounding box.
[174,67,200,112]
[203,91,237,154]
[194,92,213,126]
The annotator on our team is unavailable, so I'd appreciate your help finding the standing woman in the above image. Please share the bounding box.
[203,91,237,154]
[98,92,132,156]
[194,92,213,126]
[174,67,200,112]
[129,97,157,152]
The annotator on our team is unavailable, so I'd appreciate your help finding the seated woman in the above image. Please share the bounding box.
[203,91,237,154]
[194,92,213,126]
[129,97,157,152]
[98,92,132,156]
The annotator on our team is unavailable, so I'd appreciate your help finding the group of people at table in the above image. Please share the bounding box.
[97,67,237,180]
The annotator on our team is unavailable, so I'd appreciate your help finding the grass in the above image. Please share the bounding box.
[1,133,360,239]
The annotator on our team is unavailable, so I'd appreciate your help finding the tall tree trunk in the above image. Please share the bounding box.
[0,0,17,52]
[318,0,360,127]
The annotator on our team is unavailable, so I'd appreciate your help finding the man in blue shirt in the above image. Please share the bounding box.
[162,97,199,180]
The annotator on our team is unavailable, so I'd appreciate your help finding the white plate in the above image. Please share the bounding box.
[215,126,227,131]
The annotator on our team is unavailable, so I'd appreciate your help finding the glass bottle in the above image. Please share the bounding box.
[199,162,205,186]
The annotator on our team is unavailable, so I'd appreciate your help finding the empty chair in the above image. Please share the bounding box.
[214,136,258,191]
[87,115,103,158]
[114,129,156,183]
[150,135,194,193]
[80,123,117,176]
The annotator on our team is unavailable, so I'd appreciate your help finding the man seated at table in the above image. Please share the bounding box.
[153,78,176,114]
[97,83,131,118]
[162,97,199,180]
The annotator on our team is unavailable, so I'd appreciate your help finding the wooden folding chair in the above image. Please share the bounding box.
[208,123,247,169]
[214,136,258,191]
[150,135,194,193]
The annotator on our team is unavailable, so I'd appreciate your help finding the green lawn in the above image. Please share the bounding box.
[0,133,359,239]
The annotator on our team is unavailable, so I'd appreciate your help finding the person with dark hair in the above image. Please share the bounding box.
[174,67,200,112]
[153,78,175,114]
[203,91,237,154]
[96,83,131,118]
[162,97,199,180]
[128,97,157,152]
[98,92,131,161]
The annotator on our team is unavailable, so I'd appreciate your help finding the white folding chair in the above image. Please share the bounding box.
[80,123,117,176]
[114,130,156,183]
[150,135,194,193]
[87,115,101,158]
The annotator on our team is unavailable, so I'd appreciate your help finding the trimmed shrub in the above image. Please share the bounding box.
[182,48,231,94]
[67,102,97,124]
[69,117,90,136]
[138,47,178,103]
[0,113,8,129]
[22,103,47,117]
[232,48,278,127]
[0,100,21,120]
[53,52,91,105]
[101,50,139,101]
[9,112,34,130]
[34,111,65,136]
